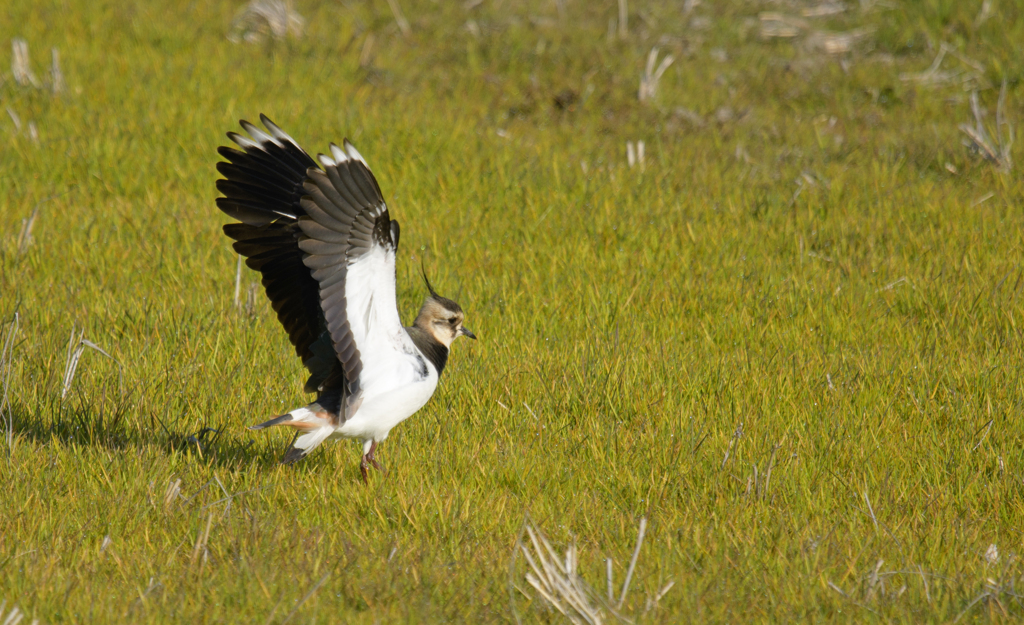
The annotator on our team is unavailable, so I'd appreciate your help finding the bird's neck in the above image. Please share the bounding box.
[406,326,449,376]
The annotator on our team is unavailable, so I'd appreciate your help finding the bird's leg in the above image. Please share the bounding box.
[360,441,383,483]
[366,440,383,472]
[359,451,370,483]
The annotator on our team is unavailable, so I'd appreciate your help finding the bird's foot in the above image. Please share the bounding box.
[359,441,384,483]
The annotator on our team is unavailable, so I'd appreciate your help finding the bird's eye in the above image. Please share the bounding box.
[448,317,457,324]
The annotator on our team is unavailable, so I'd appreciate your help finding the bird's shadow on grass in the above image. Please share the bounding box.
[3,391,289,470]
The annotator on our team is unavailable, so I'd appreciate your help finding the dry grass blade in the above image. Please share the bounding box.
[359,33,376,68]
[50,48,65,94]
[760,11,872,55]
[5,107,21,132]
[0,607,21,625]
[6,107,21,132]
[281,570,331,624]
[617,517,646,608]
[519,519,606,625]
[11,38,41,88]
[864,491,879,531]
[975,0,993,27]
[386,0,411,37]
[62,326,84,399]
[1,314,19,452]
[654,581,674,603]
[721,422,743,468]
[0,599,37,625]
[16,209,38,255]
[959,81,1013,172]
[228,0,304,43]
[605,558,613,603]
[245,282,259,315]
[164,478,182,510]
[638,48,673,102]
[233,254,243,308]
[626,141,645,169]
[802,2,846,17]
[61,327,118,400]
[900,43,986,90]
[192,513,215,566]
[759,12,808,39]
[642,579,676,614]
[954,576,1011,623]
[805,27,874,55]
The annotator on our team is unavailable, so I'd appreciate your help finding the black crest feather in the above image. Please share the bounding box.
[420,259,441,299]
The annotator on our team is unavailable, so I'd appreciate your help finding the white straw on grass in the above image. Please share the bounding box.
[16,208,38,255]
[246,282,259,315]
[50,47,65,94]
[6,107,22,132]
[1,313,20,451]
[519,519,604,624]
[1,603,22,625]
[654,580,674,603]
[61,326,118,399]
[959,81,1013,172]
[626,141,645,169]
[386,0,411,37]
[606,558,613,603]
[864,491,879,532]
[281,569,331,625]
[234,254,243,307]
[617,517,647,609]
[164,478,182,510]
[62,325,82,398]
[639,48,674,102]
[12,38,41,88]
[228,0,304,43]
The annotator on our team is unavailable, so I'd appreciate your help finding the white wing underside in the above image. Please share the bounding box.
[345,245,425,397]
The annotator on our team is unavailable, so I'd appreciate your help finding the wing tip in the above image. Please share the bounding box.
[330,143,348,164]
[343,139,368,166]
[227,131,258,150]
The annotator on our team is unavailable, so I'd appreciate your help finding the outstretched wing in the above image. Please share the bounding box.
[297,140,409,409]
[215,116,335,391]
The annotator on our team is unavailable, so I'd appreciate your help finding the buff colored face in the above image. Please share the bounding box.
[415,297,476,347]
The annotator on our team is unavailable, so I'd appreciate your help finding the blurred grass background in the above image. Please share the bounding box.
[1,0,1023,622]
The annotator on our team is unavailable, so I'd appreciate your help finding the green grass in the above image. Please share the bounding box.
[2,0,1024,622]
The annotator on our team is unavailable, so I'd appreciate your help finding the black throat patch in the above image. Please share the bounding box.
[406,327,449,377]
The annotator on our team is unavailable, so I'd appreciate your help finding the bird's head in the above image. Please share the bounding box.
[414,270,476,348]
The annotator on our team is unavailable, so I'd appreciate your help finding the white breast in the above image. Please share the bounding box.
[336,355,439,442]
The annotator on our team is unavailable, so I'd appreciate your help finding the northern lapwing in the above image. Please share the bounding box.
[215,115,475,481]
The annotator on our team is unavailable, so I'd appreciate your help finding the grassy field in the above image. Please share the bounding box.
[2,0,1024,622]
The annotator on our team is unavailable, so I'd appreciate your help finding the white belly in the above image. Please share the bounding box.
[333,364,438,442]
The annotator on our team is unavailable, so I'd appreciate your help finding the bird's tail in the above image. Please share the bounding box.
[281,426,334,464]
[250,407,334,463]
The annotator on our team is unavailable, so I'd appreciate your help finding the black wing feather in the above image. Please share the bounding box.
[215,117,401,407]
[216,117,333,391]
[296,143,399,401]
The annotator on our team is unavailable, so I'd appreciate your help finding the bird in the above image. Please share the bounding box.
[214,115,475,481]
